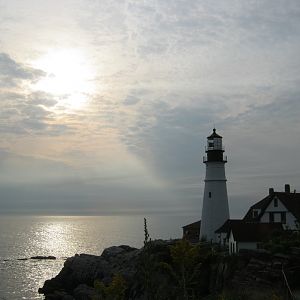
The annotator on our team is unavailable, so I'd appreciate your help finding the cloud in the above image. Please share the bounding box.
[0,90,71,136]
[0,53,74,136]
[123,95,140,106]
[120,98,219,190]
[0,52,45,87]
[0,1,300,216]
[29,91,58,107]
[118,82,300,215]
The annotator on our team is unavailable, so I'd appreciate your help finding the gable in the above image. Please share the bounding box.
[243,195,271,222]
[279,194,300,220]
[264,197,288,212]
[243,192,300,223]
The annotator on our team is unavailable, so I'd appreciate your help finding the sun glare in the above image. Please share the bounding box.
[32,49,96,109]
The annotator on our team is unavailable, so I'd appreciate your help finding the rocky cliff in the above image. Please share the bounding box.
[39,240,300,300]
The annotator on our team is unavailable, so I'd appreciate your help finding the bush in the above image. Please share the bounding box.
[94,274,126,300]
[261,230,300,253]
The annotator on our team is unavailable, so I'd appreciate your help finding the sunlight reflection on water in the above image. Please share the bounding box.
[0,215,197,299]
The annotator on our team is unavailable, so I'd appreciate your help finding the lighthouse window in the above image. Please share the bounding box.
[215,138,222,149]
[209,192,212,198]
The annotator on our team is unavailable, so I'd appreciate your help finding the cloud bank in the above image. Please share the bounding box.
[0,0,299,216]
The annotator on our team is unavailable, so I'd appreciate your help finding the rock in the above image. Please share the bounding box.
[39,243,160,299]
[31,256,56,260]
[101,246,126,260]
[246,257,272,275]
[44,293,60,300]
[73,284,97,300]
[39,279,63,295]
[39,241,299,300]
[62,296,75,300]
[44,290,70,300]
[274,253,291,260]
[249,258,267,266]
[101,245,137,261]
[272,261,283,269]
[291,247,300,255]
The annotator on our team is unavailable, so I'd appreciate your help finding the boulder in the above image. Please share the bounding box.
[73,284,97,300]
[39,246,139,298]
[44,290,71,300]
[39,241,297,300]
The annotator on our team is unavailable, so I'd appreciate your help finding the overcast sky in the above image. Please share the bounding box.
[0,0,300,217]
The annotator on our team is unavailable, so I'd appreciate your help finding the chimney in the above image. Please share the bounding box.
[269,188,274,195]
[285,184,290,193]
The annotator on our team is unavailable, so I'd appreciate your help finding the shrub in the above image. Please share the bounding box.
[94,274,126,300]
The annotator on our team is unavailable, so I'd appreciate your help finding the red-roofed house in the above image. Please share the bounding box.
[214,184,299,253]
[182,221,200,243]
[243,184,300,230]
[225,221,283,254]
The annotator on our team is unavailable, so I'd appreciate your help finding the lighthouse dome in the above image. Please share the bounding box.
[207,128,222,139]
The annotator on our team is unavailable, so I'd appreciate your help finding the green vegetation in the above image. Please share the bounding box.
[138,218,157,300]
[204,290,283,300]
[261,229,300,253]
[159,239,203,299]
[94,274,127,300]
[136,218,223,299]
[94,219,293,300]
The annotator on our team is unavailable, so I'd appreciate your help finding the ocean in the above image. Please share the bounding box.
[0,215,197,299]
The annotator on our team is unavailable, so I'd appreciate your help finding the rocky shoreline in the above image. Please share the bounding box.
[39,244,143,299]
[39,240,300,300]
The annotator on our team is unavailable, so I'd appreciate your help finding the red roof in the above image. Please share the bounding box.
[182,220,200,243]
[215,219,242,233]
[182,220,201,229]
[243,192,300,222]
[277,192,300,220]
[229,222,283,242]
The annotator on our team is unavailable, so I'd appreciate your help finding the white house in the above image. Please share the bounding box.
[243,184,300,230]
[214,184,300,254]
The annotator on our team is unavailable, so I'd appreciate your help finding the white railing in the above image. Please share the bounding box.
[205,146,225,151]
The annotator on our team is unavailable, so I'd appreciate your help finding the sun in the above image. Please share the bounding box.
[32,49,96,109]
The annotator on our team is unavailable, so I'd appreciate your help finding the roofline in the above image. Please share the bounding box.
[182,220,201,228]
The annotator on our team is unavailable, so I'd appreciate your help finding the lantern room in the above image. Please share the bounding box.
[204,128,227,163]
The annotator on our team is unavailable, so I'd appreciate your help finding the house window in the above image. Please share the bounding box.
[209,192,212,198]
[269,212,274,223]
[252,210,259,218]
[274,198,278,207]
[281,212,286,224]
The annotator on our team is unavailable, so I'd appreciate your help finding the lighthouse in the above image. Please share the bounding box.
[200,128,230,242]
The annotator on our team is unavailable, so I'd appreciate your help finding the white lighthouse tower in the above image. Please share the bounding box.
[200,128,230,242]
